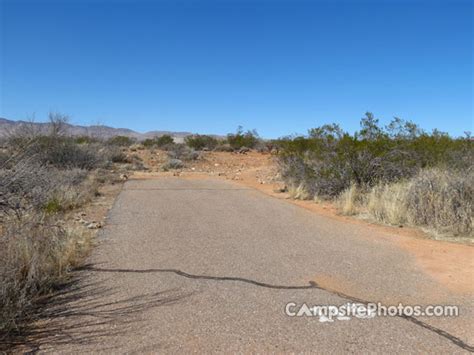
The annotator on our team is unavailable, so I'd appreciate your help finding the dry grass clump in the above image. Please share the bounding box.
[337,168,473,237]
[366,181,410,225]
[337,184,360,215]
[288,183,311,200]
[0,160,98,336]
[404,169,472,236]
[0,113,127,339]
[0,218,92,334]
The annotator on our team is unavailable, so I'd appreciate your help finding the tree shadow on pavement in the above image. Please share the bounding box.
[1,264,192,353]
[81,265,474,353]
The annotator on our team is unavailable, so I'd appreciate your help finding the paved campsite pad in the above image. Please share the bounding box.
[33,178,472,353]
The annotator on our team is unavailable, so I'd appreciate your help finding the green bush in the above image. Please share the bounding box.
[213,143,234,152]
[156,135,174,147]
[185,134,218,150]
[277,113,473,199]
[41,139,100,170]
[74,136,100,145]
[226,126,260,150]
[107,147,129,163]
[43,198,62,214]
[142,135,175,148]
[142,138,156,148]
[107,135,134,147]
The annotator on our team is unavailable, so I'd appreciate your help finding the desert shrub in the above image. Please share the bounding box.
[0,150,10,167]
[156,135,175,146]
[102,145,129,164]
[0,162,55,216]
[142,138,155,148]
[43,198,62,214]
[129,143,145,152]
[185,134,218,150]
[74,135,100,145]
[226,126,260,150]
[254,140,272,153]
[277,114,473,199]
[107,135,134,147]
[142,135,175,148]
[162,158,184,170]
[7,131,104,170]
[0,160,93,219]
[126,154,146,171]
[213,143,233,152]
[40,139,101,169]
[167,144,199,161]
[0,114,121,336]
[0,157,98,335]
[405,169,473,236]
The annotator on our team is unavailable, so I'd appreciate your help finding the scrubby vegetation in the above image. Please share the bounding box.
[0,114,138,339]
[276,113,473,238]
[184,134,218,151]
[161,144,200,170]
[107,135,135,147]
[175,127,263,153]
[226,126,260,150]
[142,134,174,148]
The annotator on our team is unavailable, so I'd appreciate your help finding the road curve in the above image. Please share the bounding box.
[34,177,472,353]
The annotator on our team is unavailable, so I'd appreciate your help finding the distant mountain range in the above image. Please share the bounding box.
[0,117,194,141]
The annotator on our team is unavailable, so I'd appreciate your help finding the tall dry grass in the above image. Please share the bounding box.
[288,183,311,200]
[0,115,124,338]
[0,218,93,334]
[366,181,410,225]
[337,168,473,238]
[337,184,359,215]
[0,161,99,336]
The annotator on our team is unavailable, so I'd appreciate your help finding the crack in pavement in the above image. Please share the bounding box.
[82,266,474,352]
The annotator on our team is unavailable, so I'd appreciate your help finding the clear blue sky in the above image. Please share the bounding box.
[1,0,472,137]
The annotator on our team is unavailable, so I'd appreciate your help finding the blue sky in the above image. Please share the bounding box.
[1,0,472,137]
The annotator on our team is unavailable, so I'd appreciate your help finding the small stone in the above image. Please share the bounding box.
[87,222,102,229]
